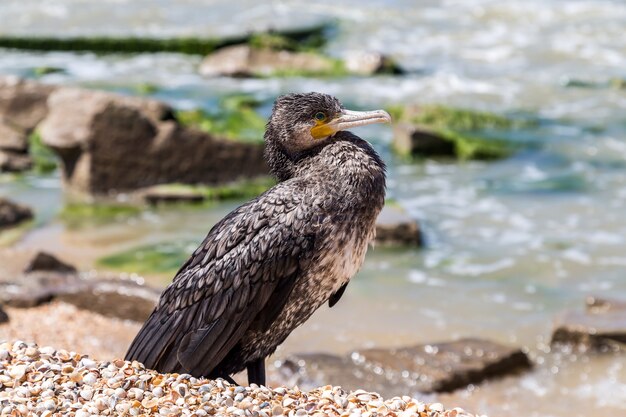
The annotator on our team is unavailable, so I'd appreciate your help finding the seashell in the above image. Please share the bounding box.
[152,375,164,386]
[142,397,159,408]
[9,364,27,380]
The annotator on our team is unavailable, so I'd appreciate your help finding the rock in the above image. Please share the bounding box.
[1,265,159,322]
[375,205,423,246]
[0,150,33,172]
[393,123,456,157]
[0,198,33,230]
[0,119,28,152]
[586,295,626,314]
[276,353,392,394]
[55,278,159,322]
[142,185,207,205]
[344,51,403,76]
[24,251,77,274]
[276,338,531,397]
[199,45,336,77]
[0,75,56,132]
[39,87,267,194]
[0,304,8,324]
[354,338,531,393]
[551,298,626,351]
[0,270,80,308]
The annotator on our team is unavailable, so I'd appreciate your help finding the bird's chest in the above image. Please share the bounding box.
[303,215,375,303]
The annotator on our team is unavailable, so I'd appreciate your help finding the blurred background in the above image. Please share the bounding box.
[1,1,626,416]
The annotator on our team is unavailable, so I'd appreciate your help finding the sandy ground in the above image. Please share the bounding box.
[0,301,140,360]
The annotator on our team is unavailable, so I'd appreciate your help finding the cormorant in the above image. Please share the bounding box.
[125,92,390,386]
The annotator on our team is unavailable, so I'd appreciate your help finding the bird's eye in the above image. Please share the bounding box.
[314,112,326,122]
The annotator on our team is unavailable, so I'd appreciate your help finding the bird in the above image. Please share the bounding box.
[125,92,391,386]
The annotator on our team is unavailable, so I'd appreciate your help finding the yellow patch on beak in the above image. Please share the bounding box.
[310,119,336,139]
[309,109,392,140]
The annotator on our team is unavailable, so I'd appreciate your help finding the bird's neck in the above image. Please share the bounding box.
[263,136,298,182]
[264,132,387,209]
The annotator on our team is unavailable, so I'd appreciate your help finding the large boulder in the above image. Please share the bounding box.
[275,338,531,397]
[39,88,268,194]
[199,45,336,77]
[551,296,626,351]
[0,198,33,230]
[0,76,56,173]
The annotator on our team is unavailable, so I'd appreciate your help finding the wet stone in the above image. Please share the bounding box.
[393,124,456,158]
[142,185,207,205]
[55,278,160,322]
[276,338,531,397]
[375,205,423,246]
[552,297,626,351]
[586,295,626,314]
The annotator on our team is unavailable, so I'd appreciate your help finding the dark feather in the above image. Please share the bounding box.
[329,281,349,308]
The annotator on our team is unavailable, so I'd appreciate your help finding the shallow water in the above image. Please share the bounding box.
[1,1,626,416]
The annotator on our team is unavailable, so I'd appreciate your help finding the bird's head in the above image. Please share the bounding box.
[265,92,391,154]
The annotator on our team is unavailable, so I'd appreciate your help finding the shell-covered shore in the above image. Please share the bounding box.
[0,341,480,417]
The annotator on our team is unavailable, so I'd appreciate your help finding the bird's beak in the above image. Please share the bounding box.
[311,109,392,139]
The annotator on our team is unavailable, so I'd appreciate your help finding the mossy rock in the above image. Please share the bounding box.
[142,178,276,205]
[97,241,197,275]
[131,83,160,95]
[32,66,65,77]
[391,105,536,160]
[176,95,267,143]
[59,202,142,228]
[0,23,330,55]
[199,44,350,79]
[261,57,349,78]
[562,77,626,90]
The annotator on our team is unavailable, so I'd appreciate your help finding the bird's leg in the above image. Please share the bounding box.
[247,358,266,386]
[216,374,239,385]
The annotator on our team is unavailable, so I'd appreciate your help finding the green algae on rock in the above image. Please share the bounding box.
[97,240,197,275]
[59,203,142,228]
[28,132,57,174]
[391,105,535,160]
[0,23,330,55]
[141,177,276,205]
[32,66,66,77]
[198,45,401,78]
[176,95,267,143]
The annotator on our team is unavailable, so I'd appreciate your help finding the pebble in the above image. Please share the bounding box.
[0,341,478,417]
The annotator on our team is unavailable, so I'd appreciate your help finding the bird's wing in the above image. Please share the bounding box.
[125,180,322,375]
